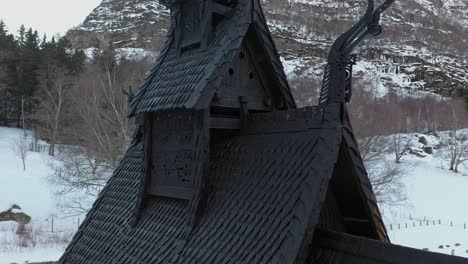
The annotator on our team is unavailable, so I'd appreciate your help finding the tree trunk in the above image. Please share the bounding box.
[21,96,26,137]
[2,90,7,126]
[49,143,55,157]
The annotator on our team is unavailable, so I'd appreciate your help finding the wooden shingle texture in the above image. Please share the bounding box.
[60,107,347,264]
[128,0,295,115]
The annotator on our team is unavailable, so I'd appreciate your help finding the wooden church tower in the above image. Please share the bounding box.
[60,0,468,263]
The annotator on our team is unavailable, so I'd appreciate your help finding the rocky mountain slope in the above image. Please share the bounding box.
[66,0,468,102]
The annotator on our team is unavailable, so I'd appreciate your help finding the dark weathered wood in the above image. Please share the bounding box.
[180,1,202,48]
[152,186,193,200]
[319,0,395,106]
[148,109,209,201]
[312,229,468,264]
[212,2,232,15]
[59,1,464,264]
[210,43,276,111]
[210,116,240,129]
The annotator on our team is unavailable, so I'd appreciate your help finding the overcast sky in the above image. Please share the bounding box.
[0,0,102,38]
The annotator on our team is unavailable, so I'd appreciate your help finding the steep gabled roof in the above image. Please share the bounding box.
[128,0,295,116]
[59,0,468,262]
[341,114,388,241]
[59,104,392,263]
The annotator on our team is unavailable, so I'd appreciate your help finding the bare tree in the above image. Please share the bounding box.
[358,135,390,163]
[36,66,70,156]
[11,135,30,171]
[391,132,412,164]
[350,86,411,206]
[48,52,151,215]
[367,161,412,207]
[69,60,136,167]
[48,146,112,216]
[444,107,468,173]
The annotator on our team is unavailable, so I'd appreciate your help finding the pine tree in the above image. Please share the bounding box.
[0,20,19,125]
[14,27,41,127]
[92,45,117,71]
[17,25,25,46]
[0,20,6,36]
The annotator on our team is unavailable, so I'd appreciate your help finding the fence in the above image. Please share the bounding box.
[388,216,468,231]
[0,217,82,253]
[29,141,49,153]
[28,140,66,154]
[31,217,82,233]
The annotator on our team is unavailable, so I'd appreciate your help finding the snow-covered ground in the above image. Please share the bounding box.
[381,131,468,258]
[1,126,468,262]
[0,127,80,264]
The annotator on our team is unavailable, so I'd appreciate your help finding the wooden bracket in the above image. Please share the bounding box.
[239,96,249,134]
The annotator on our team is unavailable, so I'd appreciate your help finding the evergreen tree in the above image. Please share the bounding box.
[0,21,86,130]
[17,25,25,46]
[14,27,41,126]
[92,45,117,71]
[0,20,6,36]
[0,20,19,125]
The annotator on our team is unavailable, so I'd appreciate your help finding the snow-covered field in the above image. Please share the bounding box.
[1,126,468,262]
[381,131,468,258]
[0,127,81,264]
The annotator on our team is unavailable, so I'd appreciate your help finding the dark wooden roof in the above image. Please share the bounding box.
[59,0,466,263]
[128,0,295,116]
[59,104,393,263]
[312,229,468,263]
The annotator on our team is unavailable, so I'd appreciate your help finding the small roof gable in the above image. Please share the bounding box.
[128,0,295,116]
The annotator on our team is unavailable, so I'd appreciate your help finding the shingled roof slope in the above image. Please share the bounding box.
[312,229,468,263]
[59,106,362,264]
[341,115,389,241]
[128,0,295,116]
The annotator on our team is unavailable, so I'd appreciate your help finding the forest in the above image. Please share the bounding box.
[0,21,152,213]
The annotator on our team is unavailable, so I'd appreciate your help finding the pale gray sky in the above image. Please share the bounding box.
[0,0,102,38]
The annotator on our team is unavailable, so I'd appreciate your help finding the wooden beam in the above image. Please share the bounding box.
[210,117,240,130]
[343,217,371,224]
[212,3,232,15]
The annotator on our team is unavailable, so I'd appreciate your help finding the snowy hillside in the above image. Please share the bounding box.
[66,0,170,51]
[0,127,82,264]
[66,0,468,101]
